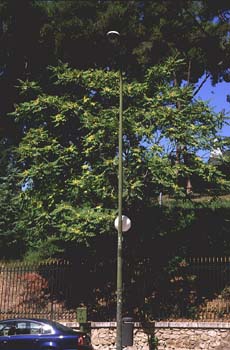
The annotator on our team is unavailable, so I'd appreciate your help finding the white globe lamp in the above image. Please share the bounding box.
[114,215,131,232]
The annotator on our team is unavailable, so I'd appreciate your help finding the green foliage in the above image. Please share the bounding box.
[7,57,228,258]
[0,159,25,258]
[149,334,158,350]
[35,1,230,82]
[0,1,229,259]
[1,0,230,146]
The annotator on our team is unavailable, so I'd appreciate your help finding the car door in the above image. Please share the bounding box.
[1,321,41,350]
[0,320,16,349]
[29,322,60,350]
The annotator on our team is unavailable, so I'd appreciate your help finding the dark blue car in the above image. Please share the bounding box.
[0,318,92,350]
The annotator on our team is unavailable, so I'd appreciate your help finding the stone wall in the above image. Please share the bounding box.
[62,321,230,350]
[153,322,230,350]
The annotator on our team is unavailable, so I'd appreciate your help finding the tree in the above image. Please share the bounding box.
[209,137,230,181]
[35,1,230,81]
[0,1,229,260]
[1,1,230,122]
[29,0,230,195]
[0,0,50,143]
[1,0,230,143]
[0,142,25,258]
[9,57,228,258]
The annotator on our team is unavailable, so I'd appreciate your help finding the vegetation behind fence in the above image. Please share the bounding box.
[1,257,230,321]
[0,260,76,321]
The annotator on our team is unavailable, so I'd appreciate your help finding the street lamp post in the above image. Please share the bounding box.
[117,54,123,350]
[107,31,131,350]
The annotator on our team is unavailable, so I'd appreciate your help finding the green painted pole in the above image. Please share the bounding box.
[116,67,123,350]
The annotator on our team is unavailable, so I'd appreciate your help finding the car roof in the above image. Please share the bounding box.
[0,318,53,324]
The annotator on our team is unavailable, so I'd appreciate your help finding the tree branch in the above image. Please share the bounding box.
[193,73,210,98]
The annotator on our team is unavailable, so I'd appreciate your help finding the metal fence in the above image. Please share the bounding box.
[186,257,230,320]
[0,260,76,321]
[1,257,230,321]
[148,257,230,321]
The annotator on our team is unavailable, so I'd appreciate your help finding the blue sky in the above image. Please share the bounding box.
[197,78,230,138]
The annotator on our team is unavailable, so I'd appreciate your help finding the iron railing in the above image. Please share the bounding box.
[145,257,230,320]
[0,260,76,321]
[186,257,230,320]
[1,257,230,321]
